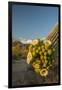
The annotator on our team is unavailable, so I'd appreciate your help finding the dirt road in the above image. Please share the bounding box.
[12,59,59,87]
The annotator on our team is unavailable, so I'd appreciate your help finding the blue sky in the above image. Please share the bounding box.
[12,4,58,40]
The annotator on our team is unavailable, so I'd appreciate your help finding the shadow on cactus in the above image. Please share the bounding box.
[27,39,55,77]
